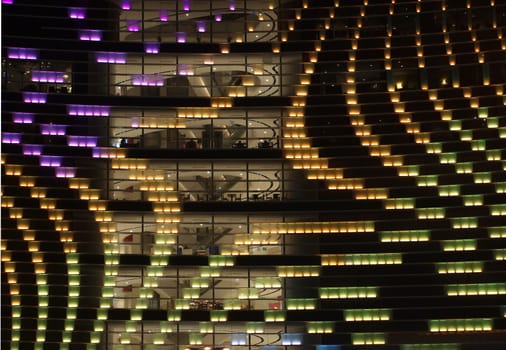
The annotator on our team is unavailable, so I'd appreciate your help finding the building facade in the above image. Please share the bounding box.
[2,0,506,349]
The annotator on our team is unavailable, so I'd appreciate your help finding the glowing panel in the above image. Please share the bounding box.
[13,113,34,124]
[96,52,126,64]
[79,30,102,41]
[23,92,46,103]
[68,7,86,19]
[31,70,65,83]
[68,105,110,116]
[8,47,38,59]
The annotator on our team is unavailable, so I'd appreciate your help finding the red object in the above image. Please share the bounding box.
[123,234,133,242]
[122,285,133,292]
[269,302,280,310]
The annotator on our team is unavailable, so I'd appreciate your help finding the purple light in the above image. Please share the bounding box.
[177,64,193,76]
[23,144,42,156]
[13,113,34,124]
[96,52,126,64]
[2,0,14,4]
[69,7,86,19]
[40,155,62,167]
[56,167,76,178]
[131,117,140,128]
[196,21,206,33]
[92,148,117,158]
[92,149,103,158]
[68,105,110,116]
[31,70,66,83]
[2,132,21,144]
[121,0,131,10]
[79,29,102,41]
[229,0,236,11]
[40,124,66,136]
[23,92,46,103]
[127,20,140,32]
[176,32,186,43]
[214,12,222,22]
[7,47,38,60]
[160,9,169,21]
[132,74,165,86]
[182,0,190,11]
[67,136,98,147]
[144,42,160,54]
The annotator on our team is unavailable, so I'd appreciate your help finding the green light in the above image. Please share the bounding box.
[439,153,457,163]
[100,297,112,308]
[62,331,72,343]
[160,321,173,332]
[94,320,105,332]
[200,321,213,333]
[429,318,493,332]
[447,283,506,296]
[320,286,377,299]
[104,276,115,286]
[438,185,460,196]
[189,333,203,345]
[456,162,473,174]
[182,287,200,299]
[210,310,228,322]
[146,265,164,277]
[459,130,473,141]
[286,298,317,310]
[495,249,506,260]
[437,261,483,274]
[97,309,108,320]
[487,117,499,128]
[449,120,461,130]
[486,149,501,160]
[131,309,142,320]
[417,207,445,219]
[442,239,476,251]
[67,308,77,320]
[125,320,137,332]
[474,172,491,183]
[380,230,430,242]
[101,286,113,298]
[490,204,506,216]
[238,287,259,299]
[167,310,181,321]
[223,298,241,310]
[90,331,101,344]
[307,321,334,333]
[209,255,234,266]
[153,333,166,345]
[135,298,149,309]
[463,195,483,206]
[246,322,265,334]
[265,310,285,322]
[64,320,74,331]
[352,332,385,345]
[452,217,478,229]
[66,253,79,264]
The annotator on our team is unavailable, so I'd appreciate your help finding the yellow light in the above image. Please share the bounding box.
[220,43,229,53]
[19,176,35,187]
